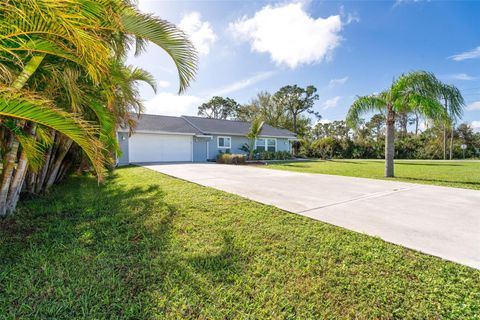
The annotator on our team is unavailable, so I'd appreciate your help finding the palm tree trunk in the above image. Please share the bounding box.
[6,126,37,213]
[26,171,37,194]
[56,160,72,184]
[414,111,419,135]
[0,53,46,215]
[443,125,448,160]
[385,104,395,177]
[5,149,28,214]
[449,123,455,160]
[0,135,20,216]
[292,114,298,156]
[35,131,56,193]
[11,54,46,89]
[443,99,448,160]
[45,137,73,190]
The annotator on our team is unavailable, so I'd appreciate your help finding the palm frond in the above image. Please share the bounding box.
[392,71,440,112]
[346,95,387,128]
[438,83,464,120]
[408,93,448,122]
[120,9,198,93]
[247,117,264,139]
[1,119,45,171]
[128,66,158,93]
[0,86,106,180]
[0,0,112,82]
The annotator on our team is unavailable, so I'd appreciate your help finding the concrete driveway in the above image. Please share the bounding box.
[142,163,480,269]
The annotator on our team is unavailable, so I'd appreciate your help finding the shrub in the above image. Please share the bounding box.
[217,153,246,164]
[255,150,292,160]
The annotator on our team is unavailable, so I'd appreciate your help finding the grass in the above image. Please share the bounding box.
[1,166,479,319]
[266,159,480,190]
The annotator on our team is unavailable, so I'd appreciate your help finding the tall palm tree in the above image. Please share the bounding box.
[437,84,464,160]
[0,0,198,215]
[347,71,447,177]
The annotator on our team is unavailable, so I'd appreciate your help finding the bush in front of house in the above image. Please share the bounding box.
[257,151,292,160]
[217,152,246,164]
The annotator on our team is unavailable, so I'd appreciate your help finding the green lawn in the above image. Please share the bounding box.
[266,159,480,190]
[1,167,479,319]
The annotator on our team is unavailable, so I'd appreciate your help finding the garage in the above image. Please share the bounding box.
[128,133,192,163]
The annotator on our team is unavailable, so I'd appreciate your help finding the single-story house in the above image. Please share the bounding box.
[117,114,297,165]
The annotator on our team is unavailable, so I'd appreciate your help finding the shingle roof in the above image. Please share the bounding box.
[133,114,202,134]
[129,114,296,138]
[182,116,296,138]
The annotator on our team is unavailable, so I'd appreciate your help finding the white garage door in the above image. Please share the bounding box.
[129,133,192,163]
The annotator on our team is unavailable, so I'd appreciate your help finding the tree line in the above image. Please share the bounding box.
[304,119,479,160]
[197,71,478,177]
[198,85,320,137]
[0,0,197,215]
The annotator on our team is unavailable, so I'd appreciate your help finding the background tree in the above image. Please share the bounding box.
[272,85,320,134]
[437,84,464,160]
[198,96,240,119]
[366,114,386,141]
[236,91,284,127]
[347,71,447,177]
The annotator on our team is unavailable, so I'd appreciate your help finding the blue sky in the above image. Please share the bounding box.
[127,0,480,131]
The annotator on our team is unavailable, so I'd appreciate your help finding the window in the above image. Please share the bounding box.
[256,138,265,152]
[255,138,276,152]
[217,136,231,148]
[267,138,276,152]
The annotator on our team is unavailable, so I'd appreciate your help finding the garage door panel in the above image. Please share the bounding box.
[129,133,192,163]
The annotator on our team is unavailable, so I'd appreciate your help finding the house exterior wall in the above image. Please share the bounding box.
[117,132,129,166]
[193,137,209,162]
[118,132,293,164]
[207,135,291,160]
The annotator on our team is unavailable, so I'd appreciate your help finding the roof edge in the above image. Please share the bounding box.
[181,115,205,134]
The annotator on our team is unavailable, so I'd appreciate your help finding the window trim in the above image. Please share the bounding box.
[255,138,277,152]
[217,136,231,149]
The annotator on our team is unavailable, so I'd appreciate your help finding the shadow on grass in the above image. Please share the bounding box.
[188,232,243,283]
[277,159,373,167]
[0,171,246,318]
[398,176,480,187]
[397,162,463,167]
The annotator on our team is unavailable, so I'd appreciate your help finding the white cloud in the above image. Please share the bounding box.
[394,0,429,7]
[143,71,275,116]
[157,81,170,88]
[213,71,275,96]
[179,12,217,55]
[322,96,341,110]
[467,101,480,111]
[318,119,332,124]
[442,73,476,81]
[229,2,343,68]
[328,76,349,88]
[346,13,360,24]
[339,6,360,24]
[471,121,480,132]
[143,92,203,116]
[449,46,480,61]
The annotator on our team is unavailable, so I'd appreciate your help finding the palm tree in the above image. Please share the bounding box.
[437,84,464,160]
[246,118,264,159]
[0,0,198,215]
[346,71,447,177]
